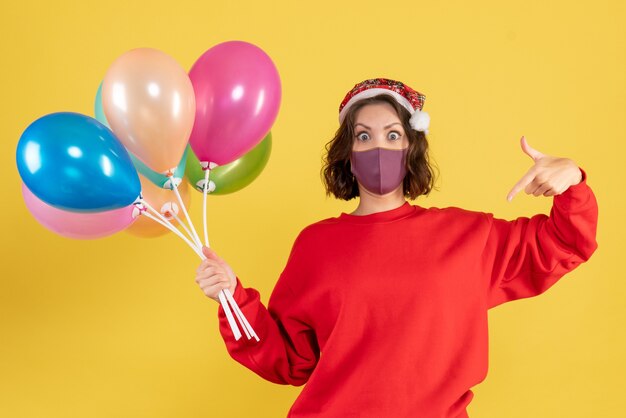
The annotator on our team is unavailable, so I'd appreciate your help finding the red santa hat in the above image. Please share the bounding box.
[338,78,430,134]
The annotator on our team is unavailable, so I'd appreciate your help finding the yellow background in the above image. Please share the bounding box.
[1,1,624,417]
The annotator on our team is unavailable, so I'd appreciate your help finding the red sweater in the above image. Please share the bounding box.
[217,167,598,418]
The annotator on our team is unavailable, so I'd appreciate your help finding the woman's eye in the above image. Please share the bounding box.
[388,131,401,140]
[356,132,370,141]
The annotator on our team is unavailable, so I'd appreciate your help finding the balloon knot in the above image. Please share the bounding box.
[134,203,147,213]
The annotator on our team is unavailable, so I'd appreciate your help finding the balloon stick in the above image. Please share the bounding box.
[198,165,258,340]
[142,205,243,340]
[225,289,258,341]
[140,211,203,259]
[142,194,256,342]
[171,182,202,248]
[170,210,195,244]
[203,168,211,247]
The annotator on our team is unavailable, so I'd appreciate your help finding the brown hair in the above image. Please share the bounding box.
[321,94,439,200]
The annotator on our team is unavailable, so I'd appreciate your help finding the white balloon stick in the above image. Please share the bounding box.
[141,211,203,259]
[224,288,259,341]
[218,288,242,341]
[142,189,258,343]
[170,210,195,244]
[199,163,256,340]
[226,289,251,340]
[140,201,242,341]
[171,183,203,248]
[203,168,211,248]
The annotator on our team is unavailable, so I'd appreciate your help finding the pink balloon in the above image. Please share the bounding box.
[22,183,137,239]
[189,41,281,166]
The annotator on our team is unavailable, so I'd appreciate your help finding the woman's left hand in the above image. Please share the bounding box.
[506,136,583,201]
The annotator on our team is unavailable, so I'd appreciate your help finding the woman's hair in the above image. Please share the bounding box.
[321,94,439,200]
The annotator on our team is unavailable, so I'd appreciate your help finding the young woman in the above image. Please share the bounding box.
[194,78,599,417]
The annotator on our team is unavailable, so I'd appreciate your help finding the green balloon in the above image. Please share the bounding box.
[186,132,272,195]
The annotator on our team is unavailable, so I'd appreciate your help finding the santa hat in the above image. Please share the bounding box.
[338,78,430,134]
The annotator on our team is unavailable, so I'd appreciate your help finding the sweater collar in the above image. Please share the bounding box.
[338,201,420,224]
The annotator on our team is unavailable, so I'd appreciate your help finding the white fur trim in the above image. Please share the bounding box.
[409,110,430,134]
[338,88,414,123]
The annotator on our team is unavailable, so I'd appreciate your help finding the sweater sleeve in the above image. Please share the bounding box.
[482,167,599,309]
[216,234,320,386]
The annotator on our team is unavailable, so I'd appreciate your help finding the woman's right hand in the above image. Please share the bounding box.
[195,246,238,303]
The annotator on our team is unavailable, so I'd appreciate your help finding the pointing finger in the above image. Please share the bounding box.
[507,167,537,201]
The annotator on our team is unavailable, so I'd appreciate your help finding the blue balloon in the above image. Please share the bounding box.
[16,112,141,212]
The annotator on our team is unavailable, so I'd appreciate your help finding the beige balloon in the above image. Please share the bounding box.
[102,48,195,173]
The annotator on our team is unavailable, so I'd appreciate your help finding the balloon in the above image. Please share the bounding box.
[189,40,281,166]
[186,132,272,195]
[16,112,141,212]
[22,183,136,239]
[96,81,189,189]
[102,48,195,173]
[127,174,192,238]
[95,81,107,126]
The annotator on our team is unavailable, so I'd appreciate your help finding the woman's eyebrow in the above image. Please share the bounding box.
[354,122,402,129]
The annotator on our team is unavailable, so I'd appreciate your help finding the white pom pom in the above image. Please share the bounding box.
[409,110,430,134]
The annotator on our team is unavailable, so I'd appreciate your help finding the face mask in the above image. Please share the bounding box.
[350,147,408,195]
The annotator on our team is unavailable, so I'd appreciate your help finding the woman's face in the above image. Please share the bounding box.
[351,102,408,152]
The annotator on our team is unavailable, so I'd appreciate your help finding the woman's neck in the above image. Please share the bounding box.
[350,186,407,216]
